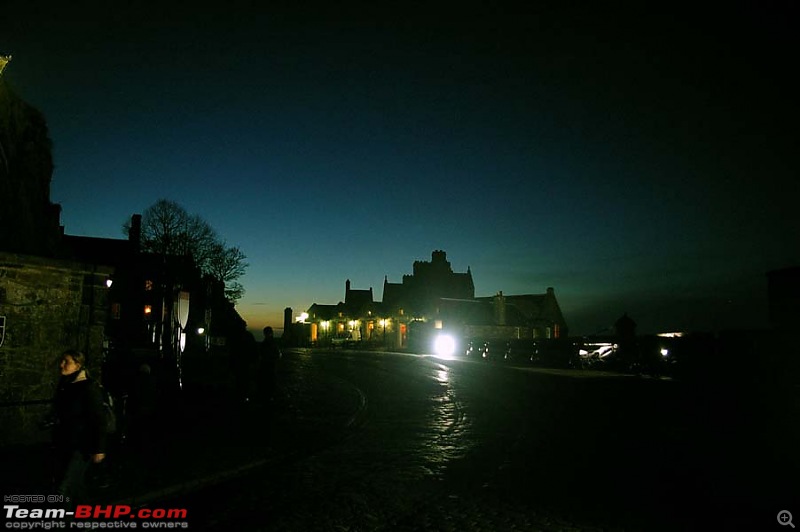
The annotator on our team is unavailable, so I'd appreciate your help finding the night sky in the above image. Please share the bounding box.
[3,1,797,335]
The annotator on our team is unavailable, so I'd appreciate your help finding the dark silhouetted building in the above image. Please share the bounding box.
[305,250,567,350]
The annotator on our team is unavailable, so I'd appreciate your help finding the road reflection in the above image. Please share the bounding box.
[416,361,473,477]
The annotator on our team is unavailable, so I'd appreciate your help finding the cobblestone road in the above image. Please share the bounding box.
[163,349,795,531]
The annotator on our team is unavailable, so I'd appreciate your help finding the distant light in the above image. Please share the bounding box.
[143,305,152,316]
[197,327,205,335]
[296,312,309,323]
[433,334,456,359]
[434,320,443,330]
[657,332,684,338]
[660,348,669,357]
[105,278,113,288]
[321,321,330,330]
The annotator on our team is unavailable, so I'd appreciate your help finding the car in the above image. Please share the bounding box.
[331,332,354,348]
[464,338,488,358]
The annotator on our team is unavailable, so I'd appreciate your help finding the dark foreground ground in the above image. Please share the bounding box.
[2,347,798,531]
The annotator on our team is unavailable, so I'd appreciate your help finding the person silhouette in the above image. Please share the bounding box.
[51,350,107,505]
[257,326,281,402]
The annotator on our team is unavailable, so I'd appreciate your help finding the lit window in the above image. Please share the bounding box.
[144,280,153,291]
[144,305,153,317]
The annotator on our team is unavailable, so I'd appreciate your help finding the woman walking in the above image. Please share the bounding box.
[51,350,107,504]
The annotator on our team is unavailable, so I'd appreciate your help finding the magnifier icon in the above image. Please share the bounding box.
[778,510,795,528]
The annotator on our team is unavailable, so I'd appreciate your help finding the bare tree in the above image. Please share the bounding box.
[124,199,249,302]
[206,243,249,301]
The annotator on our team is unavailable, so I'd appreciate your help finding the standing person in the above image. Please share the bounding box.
[257,326,281,402]
[126,362,157,452]
[51,350,107,504]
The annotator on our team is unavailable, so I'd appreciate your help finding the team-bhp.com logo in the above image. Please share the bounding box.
[74,506,188,520]
[5,504,189,528]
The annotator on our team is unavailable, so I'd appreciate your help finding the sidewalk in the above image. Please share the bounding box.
[107,388,297,506]
[1,388,282,506]
[2,350,369,508]
[0,354,349,508]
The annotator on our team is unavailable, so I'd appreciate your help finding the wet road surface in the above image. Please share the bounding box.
[163,349,797,531]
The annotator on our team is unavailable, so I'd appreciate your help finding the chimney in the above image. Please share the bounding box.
[283,307,293,341]
[494,291,506,326]
[129,214,142,251]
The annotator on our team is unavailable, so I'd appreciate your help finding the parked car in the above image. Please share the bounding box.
[331,332,355,348]
[504,339,534,363]
[464,338,488,359]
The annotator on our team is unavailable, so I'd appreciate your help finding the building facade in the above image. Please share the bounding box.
[305,250,568,352]
[0,68,114,444]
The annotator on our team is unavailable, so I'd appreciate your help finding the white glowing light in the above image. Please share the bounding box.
[660,348,669,357]
[434,334,456,359]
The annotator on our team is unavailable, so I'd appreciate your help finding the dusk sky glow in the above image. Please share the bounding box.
[3,1,797,335]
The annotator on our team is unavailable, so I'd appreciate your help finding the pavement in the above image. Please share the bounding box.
[4,349,797,531]
[1,356,354,509]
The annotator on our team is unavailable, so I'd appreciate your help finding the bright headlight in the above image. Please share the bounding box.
[434,334,456,359]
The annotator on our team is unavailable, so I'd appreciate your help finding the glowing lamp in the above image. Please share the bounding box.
[434,334,456,359]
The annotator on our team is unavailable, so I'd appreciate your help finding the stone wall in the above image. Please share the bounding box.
[461,324,528,340]
[0,252,111,446]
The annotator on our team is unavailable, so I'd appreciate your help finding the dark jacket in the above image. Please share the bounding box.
[53,375,107,456]
[259,338,281,370]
